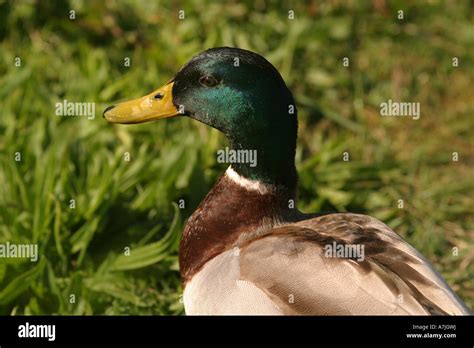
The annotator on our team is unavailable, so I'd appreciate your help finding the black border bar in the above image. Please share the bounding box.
[0,315,473,345]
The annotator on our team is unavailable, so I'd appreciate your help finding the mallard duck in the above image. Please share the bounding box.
[104,47,470,315]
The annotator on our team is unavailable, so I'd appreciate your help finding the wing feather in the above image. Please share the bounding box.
[238,213,470,315]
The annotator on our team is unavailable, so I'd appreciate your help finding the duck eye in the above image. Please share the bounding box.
[199,75,218,87]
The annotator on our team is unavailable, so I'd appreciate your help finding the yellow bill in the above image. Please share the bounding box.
[103,82,180,124]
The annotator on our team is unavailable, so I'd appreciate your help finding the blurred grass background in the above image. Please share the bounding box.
[0,0,473,315]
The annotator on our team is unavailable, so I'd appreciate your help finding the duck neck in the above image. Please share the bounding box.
[226,125,298,194]
[180,106,299,284]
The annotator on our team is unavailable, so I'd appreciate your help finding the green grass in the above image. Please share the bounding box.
[0,0,473,314]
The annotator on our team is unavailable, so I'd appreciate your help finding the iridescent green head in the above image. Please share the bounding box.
[104,47,298,190]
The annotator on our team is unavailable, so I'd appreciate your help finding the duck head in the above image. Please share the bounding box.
[104,47,298,191]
